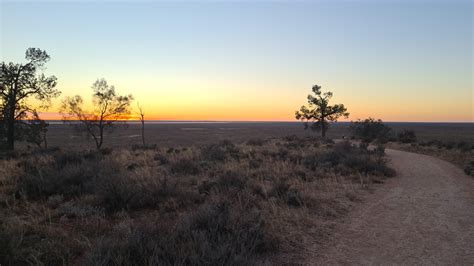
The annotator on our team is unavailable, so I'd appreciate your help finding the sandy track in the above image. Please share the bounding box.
[316,149,474,265]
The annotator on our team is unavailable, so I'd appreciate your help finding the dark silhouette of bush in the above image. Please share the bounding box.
[302,141,395,177]
[464,161,474,176]
[457,141,473,152]
[397,130,417,143]
[350,118,391,143]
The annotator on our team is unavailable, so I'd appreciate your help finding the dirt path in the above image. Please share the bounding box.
[316,148,474,265]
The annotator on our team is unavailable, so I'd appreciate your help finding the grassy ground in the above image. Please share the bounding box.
[0,137,395,265]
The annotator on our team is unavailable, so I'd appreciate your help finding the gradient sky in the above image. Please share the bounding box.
[1,0,472,122]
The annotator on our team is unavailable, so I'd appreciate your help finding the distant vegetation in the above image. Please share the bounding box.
[0,137,395,264]
[295,84,349,138]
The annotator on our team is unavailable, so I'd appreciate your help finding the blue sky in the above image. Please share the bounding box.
[1,0,472,121]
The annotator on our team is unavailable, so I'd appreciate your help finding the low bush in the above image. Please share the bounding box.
[397,130,417,143]
[84,201,275,265]
[170,158,201,175]
[350,118,391,143]
[201,140,241,161]
[464,161,474,176]
[247,138,266,146]
[0,219,85,265]
[16,155,99,199]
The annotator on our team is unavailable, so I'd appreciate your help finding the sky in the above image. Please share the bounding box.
[1,0,472,122]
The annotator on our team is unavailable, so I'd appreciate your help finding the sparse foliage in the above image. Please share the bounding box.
[136,102,145,146]
[295,84,349,138]
[0,48,60,150]
[60,79,133,149]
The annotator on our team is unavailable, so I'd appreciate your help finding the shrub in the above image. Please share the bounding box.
[397,130,417,143]
[84,202,275,265]
[284,135,299,142]
[0,219,85,265]
[374,144,386,156]
[16,156,98,199]
[350,118,391,143]
[286,189,303,207]
[249,158,263,169]
[333,140,353,154]
[269,178,290,198]
[170,158,201,175]
[201,140,240,161]
[457,141,473,152]
[247,138,266,146]
[198,171,247,195]
[153,153,169,164]
[95,172,136,212]
[464,161,474,176]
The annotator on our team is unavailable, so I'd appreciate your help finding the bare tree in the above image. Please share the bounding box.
[136,102,145,146]
[295,84,349,138]
[60,79,133,149]
[0,48,59,150]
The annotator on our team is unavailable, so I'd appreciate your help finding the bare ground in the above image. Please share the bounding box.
[315,148,474,265]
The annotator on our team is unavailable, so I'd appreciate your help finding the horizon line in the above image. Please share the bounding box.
[42,119,474,124]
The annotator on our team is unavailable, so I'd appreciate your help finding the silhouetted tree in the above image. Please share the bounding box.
[350,118,391,143]
[0,48,59,150]
[136,102,145,146]
[60,79,133,149]
[295,84,349,138]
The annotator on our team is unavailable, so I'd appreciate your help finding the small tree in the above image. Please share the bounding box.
[60,79,133,149]
[136,102,145,146]
[0,48,60,150]
[295,84,349,138]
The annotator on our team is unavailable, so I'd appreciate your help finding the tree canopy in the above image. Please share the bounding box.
[295,85,349,137]
[0,48,60,150]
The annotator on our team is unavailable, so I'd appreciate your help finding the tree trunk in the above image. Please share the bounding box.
[141,118,145,146]
[6,92,16,150]
[321,117,326,138]
[43,132,48,149]
[98,126,104,149]
[6,115,14,150]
